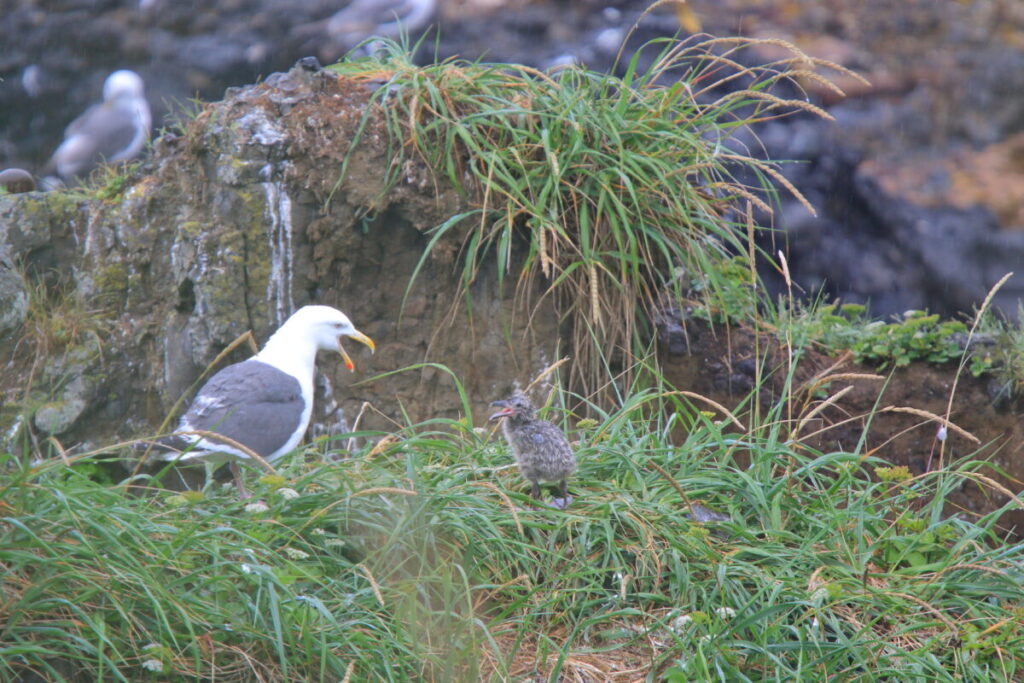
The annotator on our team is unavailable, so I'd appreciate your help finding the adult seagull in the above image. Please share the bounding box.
[151,305,374,498]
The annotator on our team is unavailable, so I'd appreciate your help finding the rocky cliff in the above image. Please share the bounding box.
[0,60,560,455]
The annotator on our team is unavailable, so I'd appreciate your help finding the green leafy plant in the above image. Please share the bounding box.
[780,302,973,370]
[961,305,1024,393]
[689,256,760,323]
[849,310,969,367]
[875,513,960,571]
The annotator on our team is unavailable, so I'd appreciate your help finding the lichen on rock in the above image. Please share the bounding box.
[0,265,28,337]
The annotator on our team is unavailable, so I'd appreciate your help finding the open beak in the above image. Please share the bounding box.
[489,399,513,421]
[339,330,375,372]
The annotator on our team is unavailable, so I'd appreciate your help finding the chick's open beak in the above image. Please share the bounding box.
[339,330,375,372]
[489,399,513,421]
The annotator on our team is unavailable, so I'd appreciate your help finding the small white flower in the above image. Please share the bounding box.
[244,500,269,513]
[277,487,300,500]
[325,538,346,548]
[937,425,948,442]
[141,658,163,672]
[715,606,736,619]
[312,527,327,536]
[240,563,253,574]
[283,547,310,560]
[473,427,486,436]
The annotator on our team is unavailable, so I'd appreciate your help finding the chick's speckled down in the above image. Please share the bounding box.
[490,393,576,506]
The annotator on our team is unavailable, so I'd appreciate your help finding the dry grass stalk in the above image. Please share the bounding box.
[359,564,385,606]
[791,385,855,442]
[350,486,419,498]
[879,406,979,444]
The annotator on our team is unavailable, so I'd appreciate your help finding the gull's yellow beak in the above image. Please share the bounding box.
[339,330,375,371]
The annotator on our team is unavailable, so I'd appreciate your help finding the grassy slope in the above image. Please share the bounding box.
[2,389,1022,682]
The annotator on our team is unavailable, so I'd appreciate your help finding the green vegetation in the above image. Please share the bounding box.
[16,271,108,371]
[91,163,135,201]
[802,306,972,369]
[2,382,1022,681]
[330,36,859,399]
[960,307,1024,396]
[689,257,1024,388]
[803,301,1024,388]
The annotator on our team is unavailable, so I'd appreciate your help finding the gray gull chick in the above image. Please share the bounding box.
[489,392,576,509]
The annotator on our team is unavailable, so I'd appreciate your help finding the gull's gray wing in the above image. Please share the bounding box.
[179,359,305,460]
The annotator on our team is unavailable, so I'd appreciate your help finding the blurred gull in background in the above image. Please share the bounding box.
[326,0,437,49]
[43,69,151,184]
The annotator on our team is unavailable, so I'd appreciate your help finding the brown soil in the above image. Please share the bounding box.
[659,319,1024,538]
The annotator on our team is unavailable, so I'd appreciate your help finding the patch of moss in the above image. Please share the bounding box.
[14,192,80,223]
[237,188,276,291]
[95,175,129,201]
[94,262,129,298]
[179,221,205,239]
[91,162,141,202]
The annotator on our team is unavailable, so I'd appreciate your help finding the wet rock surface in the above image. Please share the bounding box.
[0,265,28,337]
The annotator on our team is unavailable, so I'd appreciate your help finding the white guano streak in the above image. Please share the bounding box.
[262,181,294,326]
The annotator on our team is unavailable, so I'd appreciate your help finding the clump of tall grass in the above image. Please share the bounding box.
[3,378,1022,681]
[330,36,863,401]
